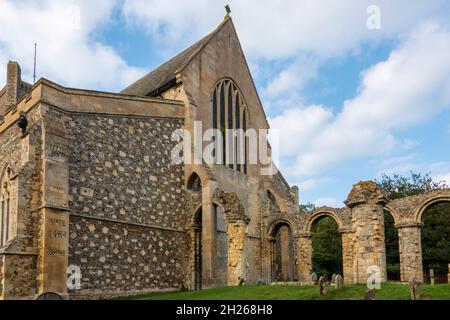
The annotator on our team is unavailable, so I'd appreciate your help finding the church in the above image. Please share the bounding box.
[0,16,300,299]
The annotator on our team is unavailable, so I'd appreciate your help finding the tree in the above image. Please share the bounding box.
[311,216,343,278]
[300,202,316,213]
[376,171,447,200]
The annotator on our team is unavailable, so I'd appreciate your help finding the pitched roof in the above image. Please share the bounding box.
[121,17,230,96]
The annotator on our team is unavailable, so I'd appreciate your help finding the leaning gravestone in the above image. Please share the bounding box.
[409,279,421,300]
[430,269,435,285]
[364,289,377,300]
[335,274,344,291]
[318,276,325,296]
[311,272,318,284]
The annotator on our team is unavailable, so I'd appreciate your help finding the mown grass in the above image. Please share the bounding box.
[116,282,450,300]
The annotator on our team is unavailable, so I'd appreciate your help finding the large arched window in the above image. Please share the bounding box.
[212,79,248,173]
[0,166,12,247]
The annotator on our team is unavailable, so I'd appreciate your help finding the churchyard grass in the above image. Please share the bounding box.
[116,282,450,300]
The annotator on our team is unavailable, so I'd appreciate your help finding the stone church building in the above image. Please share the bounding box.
[1,16,448,300]
[0,16,300,299]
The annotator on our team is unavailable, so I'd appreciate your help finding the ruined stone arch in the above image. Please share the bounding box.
[187,172,202,192]
[306,209,344,234]
[415,193,450,223]
[267,219,296,282]
[383,205,401,226]
[185,166,215,190]
[267,219,295,238]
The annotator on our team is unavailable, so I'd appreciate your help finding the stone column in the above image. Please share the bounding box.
[295,234,312,283]
[344,181,387,284]
[37,109,70,298]
[341,230,355,284]
[397,223,423,283]
[201,180,217,288]
[227,220,247,286]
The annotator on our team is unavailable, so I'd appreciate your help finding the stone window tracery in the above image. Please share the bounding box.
[212,79,248,173]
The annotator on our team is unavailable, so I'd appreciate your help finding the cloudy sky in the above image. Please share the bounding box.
[1,0,450,207]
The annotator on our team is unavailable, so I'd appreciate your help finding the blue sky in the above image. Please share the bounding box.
[1,0,450,207]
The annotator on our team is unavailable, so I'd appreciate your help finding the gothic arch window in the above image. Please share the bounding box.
[187,172,202,192]
[0,166,12,247]
[212,79,248,173]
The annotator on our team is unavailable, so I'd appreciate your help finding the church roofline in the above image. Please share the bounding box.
[121,17,232,97]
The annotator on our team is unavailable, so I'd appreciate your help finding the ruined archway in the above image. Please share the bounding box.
[308,212,343,279]
[268,220,295,282]
[383,209,400,281]
[417,198,450,284]
[192,207,202,290]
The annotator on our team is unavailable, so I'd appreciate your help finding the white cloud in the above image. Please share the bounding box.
[314,197,340,208]
[122,0,450,60]
[264,55,318,98]
[434,172,450,186]
[0,0,145,91]
[269,23,450,180]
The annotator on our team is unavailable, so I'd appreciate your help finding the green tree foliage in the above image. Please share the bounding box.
[376,171,447,200]
[300,202,316,213]
[311,216,343,278]
[422,203,450,280]
[377,171,450,282]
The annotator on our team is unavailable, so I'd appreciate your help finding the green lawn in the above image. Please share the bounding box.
[117,282,450,300]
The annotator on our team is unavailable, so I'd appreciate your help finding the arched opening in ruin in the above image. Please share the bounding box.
[384,210,400,281]
[187,172,202,192]
[193,207,202,290]
[310,215,343,279]
[420,200,450,284]
[214,203,228,286]
[270,222,295,282]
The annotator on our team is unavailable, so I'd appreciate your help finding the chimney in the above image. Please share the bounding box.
[5,61,22,109]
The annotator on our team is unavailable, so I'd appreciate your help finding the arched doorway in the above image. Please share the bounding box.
[270,222,295,282]
[384,210,400,281]
[420,201,450,283]
[309,214,343,279]
[193,207,202,290]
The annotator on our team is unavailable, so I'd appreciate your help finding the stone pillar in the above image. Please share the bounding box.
[201,180,217,288]
[37,108,70,298]
[227,220,247,286]
[344,181,387,284]
[341,230,355,284]
[397,224,423,283]
[295,234,312,283]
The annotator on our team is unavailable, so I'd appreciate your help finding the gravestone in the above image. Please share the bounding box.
[322,281,329,295]
[335,274,344,291]
[311,272,318,284]
[331,273,337,285]
[318,276,325,296]
[430,269,435,285]
[364,289,377,300]
[409,279,421,300]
